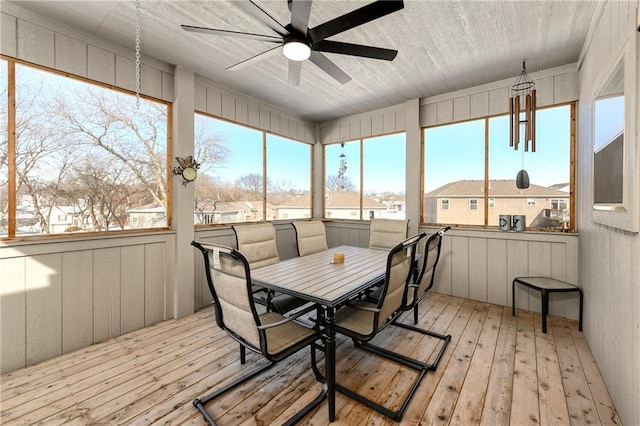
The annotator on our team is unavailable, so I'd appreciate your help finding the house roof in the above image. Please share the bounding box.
[279,192,386,209]
[196,200,275,213]
[425,180,570,198]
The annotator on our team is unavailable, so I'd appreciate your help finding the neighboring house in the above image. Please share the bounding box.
[194,200,276,224]
[128,205,167,229]
[273,195,312,220]
[46,205,87,233]
[278,191,390,220]
[372,193,406,218]
[424,179,570,228]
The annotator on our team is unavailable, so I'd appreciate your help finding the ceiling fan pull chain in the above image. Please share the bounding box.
[134,0,141,109]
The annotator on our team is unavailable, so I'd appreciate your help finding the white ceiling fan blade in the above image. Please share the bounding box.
[309,51,351,84]
[288,61,302,86]
[290,0,312,34]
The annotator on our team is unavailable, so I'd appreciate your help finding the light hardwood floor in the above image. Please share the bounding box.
[0,293,620,425]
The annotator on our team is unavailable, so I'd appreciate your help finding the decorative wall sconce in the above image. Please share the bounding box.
[173,156,200,186]
[509,61,536,152]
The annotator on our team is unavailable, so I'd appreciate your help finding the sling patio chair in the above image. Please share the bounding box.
[364,226,452,371]
[270,220,328,315]
[191,241,326,426]
[368,218,409,250]
[331,233,428,421]
[406,226,451,324]
[232,222,280,309]
[388,226,452,372]
[292,220,328,256]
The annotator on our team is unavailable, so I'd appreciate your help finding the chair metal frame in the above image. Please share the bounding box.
[332,233,429,421]
[358,227,452,378]
[191,241,326,425]
[407,226,451,324]
[358,227,452,374]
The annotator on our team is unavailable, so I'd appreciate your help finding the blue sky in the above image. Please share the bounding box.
[425,104,571,192]
[201,105,572,196]
[594,95,624,152]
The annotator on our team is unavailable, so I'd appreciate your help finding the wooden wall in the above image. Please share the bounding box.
[420,63,579,127]
[194,77,315,144]
[0,233,173,373]
[576,1,640,425]
[193,222,580,322]
[319,103,407,144]
[0,3,174,102]
[325,221,580,319]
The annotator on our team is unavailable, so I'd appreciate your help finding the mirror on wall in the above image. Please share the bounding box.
[593,58,624,208]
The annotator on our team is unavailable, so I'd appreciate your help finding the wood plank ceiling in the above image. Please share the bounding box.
[6,0,600,122]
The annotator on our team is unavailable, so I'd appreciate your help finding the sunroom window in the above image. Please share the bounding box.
[1,59,170,239]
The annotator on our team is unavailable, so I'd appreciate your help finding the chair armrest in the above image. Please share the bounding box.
[345,300,381,313]
[257,303,318,330]
[283,301,318,318]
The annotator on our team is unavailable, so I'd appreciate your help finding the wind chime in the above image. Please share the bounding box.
[338,142,348,190]
[509,61,536,189]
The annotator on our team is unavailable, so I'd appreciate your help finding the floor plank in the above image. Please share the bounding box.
[0,294,619,425]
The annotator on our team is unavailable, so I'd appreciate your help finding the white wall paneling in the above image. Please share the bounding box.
[319,102,407,144]
[322,223,579,320]
[419,63,579,127]
[194,77,315,144]
[1,4,174,102]
[120,245,145,334]
[0,257,26,372]
[62,250,94,353]
[0,233,173,374]
[577,0,640,424]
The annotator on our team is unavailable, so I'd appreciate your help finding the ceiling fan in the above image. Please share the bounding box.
[181,0,404,86]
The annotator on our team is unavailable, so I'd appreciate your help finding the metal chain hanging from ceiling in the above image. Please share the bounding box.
[134,0,141,109]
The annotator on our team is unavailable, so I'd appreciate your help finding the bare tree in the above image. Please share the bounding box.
[267,178,301,205]
[60,160,139,230]
[3,64,232,236]
[326,174,356,192]
[194,113,229,175]
[12,76,76,234]
[55,87,169,211]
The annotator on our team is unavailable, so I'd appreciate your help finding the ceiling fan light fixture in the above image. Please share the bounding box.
[283,39,311,61]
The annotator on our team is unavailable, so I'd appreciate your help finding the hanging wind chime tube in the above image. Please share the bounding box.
[508,61,536,152]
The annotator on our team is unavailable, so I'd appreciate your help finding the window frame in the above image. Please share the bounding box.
[421,102,576,231]
[192,111,313,227]
[1,57,173,241]
[441,198,450,210]
[322,131,406,221]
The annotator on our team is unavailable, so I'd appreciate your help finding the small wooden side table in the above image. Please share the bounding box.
[512,276,583,333]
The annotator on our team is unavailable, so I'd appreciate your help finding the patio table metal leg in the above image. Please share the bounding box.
[325,306,336,422]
